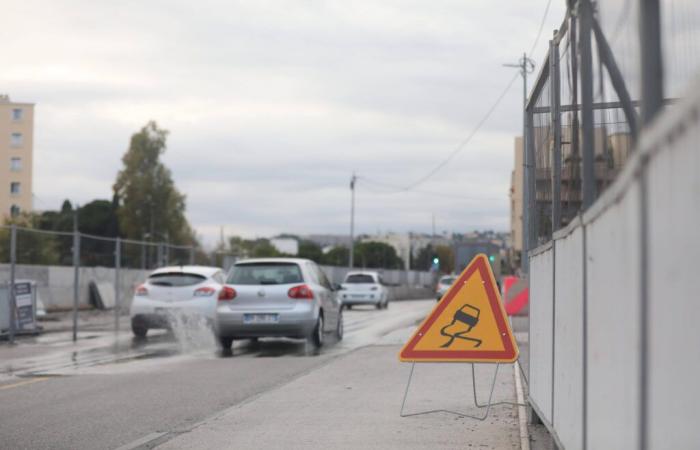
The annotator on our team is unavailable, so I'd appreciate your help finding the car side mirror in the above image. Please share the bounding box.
[333,283,343,291]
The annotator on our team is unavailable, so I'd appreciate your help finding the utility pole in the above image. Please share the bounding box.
[504,53,535,275]
[349,172,357,269]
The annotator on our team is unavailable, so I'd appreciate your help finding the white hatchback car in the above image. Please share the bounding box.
[339,271,390,309]
[130,266,227,338]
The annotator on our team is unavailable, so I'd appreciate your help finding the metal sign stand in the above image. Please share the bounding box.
[400,362,526,420]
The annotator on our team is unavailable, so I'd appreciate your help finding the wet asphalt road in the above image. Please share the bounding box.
[0,301,432,450]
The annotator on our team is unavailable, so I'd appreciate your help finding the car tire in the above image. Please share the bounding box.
[219,336,233,351]
[335,311,344,341]
[310,315,324,348]
[345,304,352,310]
[131,322,147,338]
[375,302,382,310]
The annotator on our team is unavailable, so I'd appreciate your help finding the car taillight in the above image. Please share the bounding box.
[218,286,237,301]
[135,284,148,296]
[194,286,216,297]
[288,284,314,300]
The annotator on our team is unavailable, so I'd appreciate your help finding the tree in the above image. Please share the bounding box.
[297,240,323,262]
[322,246,349,266]
[353,241,404,269]
[0,212,60,265]
[113,121,195,245]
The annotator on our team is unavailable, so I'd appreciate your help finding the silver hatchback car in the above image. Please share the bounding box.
[214,258,343,351]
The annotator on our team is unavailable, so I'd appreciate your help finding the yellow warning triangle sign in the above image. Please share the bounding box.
[399,254,518,363]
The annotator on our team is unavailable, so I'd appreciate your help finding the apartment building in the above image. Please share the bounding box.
[0,95,33,218]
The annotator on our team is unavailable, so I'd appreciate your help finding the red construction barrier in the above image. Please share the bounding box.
[502,275,529,316]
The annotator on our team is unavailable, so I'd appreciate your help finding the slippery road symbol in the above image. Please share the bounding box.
[439,303,482,348]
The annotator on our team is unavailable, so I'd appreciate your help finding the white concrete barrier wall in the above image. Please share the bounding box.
[0,264,434,310]
[646,97,700,448]
[528,78,700,448]
[585,181,641,450]
[553,225,584,450]
[529,244,554,424]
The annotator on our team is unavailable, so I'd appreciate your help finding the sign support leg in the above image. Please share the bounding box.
[471,363,527,408]
[400,362,505,421]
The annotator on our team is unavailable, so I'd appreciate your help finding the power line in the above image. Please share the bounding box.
[528,0,554,57]
[397,71,520,191]
[357,176,503,202]
[353,1,552,196]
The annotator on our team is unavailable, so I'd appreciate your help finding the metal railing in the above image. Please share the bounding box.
[0,224,195,343]
[522,1,665,271]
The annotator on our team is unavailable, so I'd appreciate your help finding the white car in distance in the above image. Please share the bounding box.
[130,266,227,338]
[340,271,389,310]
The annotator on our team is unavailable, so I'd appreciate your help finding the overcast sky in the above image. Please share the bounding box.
[3,0,566,247]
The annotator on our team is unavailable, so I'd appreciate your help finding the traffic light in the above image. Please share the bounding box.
[431,256,440,271]
[433,257,439,265]
[488,254,495,263]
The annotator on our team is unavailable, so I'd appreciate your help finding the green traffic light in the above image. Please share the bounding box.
[488,255,495,262]
[432,257,439,264]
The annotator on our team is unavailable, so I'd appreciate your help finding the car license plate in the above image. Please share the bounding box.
[244,314,279,324]
[155,307,180,315]
[351,294,365,299]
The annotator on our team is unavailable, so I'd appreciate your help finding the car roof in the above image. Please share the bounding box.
[345,271,380,277]
[150,266,222,277]
[234,258,313,265]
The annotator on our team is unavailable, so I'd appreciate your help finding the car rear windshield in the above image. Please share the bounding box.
[344,274,376,284]
[228,263,303,285]
[440,277,456,285]
[148,273,206,287]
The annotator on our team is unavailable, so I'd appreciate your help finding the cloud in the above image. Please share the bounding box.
[3,0,568,246]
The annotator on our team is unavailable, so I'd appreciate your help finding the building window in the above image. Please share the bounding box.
[10,182,20,195]
[11,133,23,146]
[10,157,21,171]
[12,108,23,121]
[10,205,20,217]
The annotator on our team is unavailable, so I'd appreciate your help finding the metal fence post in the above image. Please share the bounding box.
[8,224,17,344]
[579,0,596,208]
[72,209,80,342]
[189,246,195,265]
[526,107,537,257]
[639,0,664,126]
[157,243,163,268]
[114,237,121,334]
[550,36,562,231]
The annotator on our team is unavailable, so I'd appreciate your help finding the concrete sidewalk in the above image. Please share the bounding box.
[159,338,523,449]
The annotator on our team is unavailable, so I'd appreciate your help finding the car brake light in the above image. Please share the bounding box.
[194,286,216,297]
[288,284,314,300]
[135,284,148,296]
[218,286,237,301]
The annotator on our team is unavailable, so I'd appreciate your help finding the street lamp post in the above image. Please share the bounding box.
[349,172,357,269]
[504,53,535,275]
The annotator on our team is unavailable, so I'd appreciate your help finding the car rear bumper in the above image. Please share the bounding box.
[214,302,318,339]
[340,293,383,305]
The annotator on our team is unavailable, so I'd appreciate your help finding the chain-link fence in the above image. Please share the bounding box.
[0,224,195,342]
[523,2,661,257]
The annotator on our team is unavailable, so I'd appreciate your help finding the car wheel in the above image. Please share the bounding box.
[383,300,390,309]
[131,322,147,338]
[335,311,344,341]
[310,315,324,348]
[219,336,233,350]
[375,301,382,310]
[345,304,352,310]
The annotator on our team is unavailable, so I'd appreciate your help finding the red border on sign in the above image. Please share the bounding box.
[399,255,517,362]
